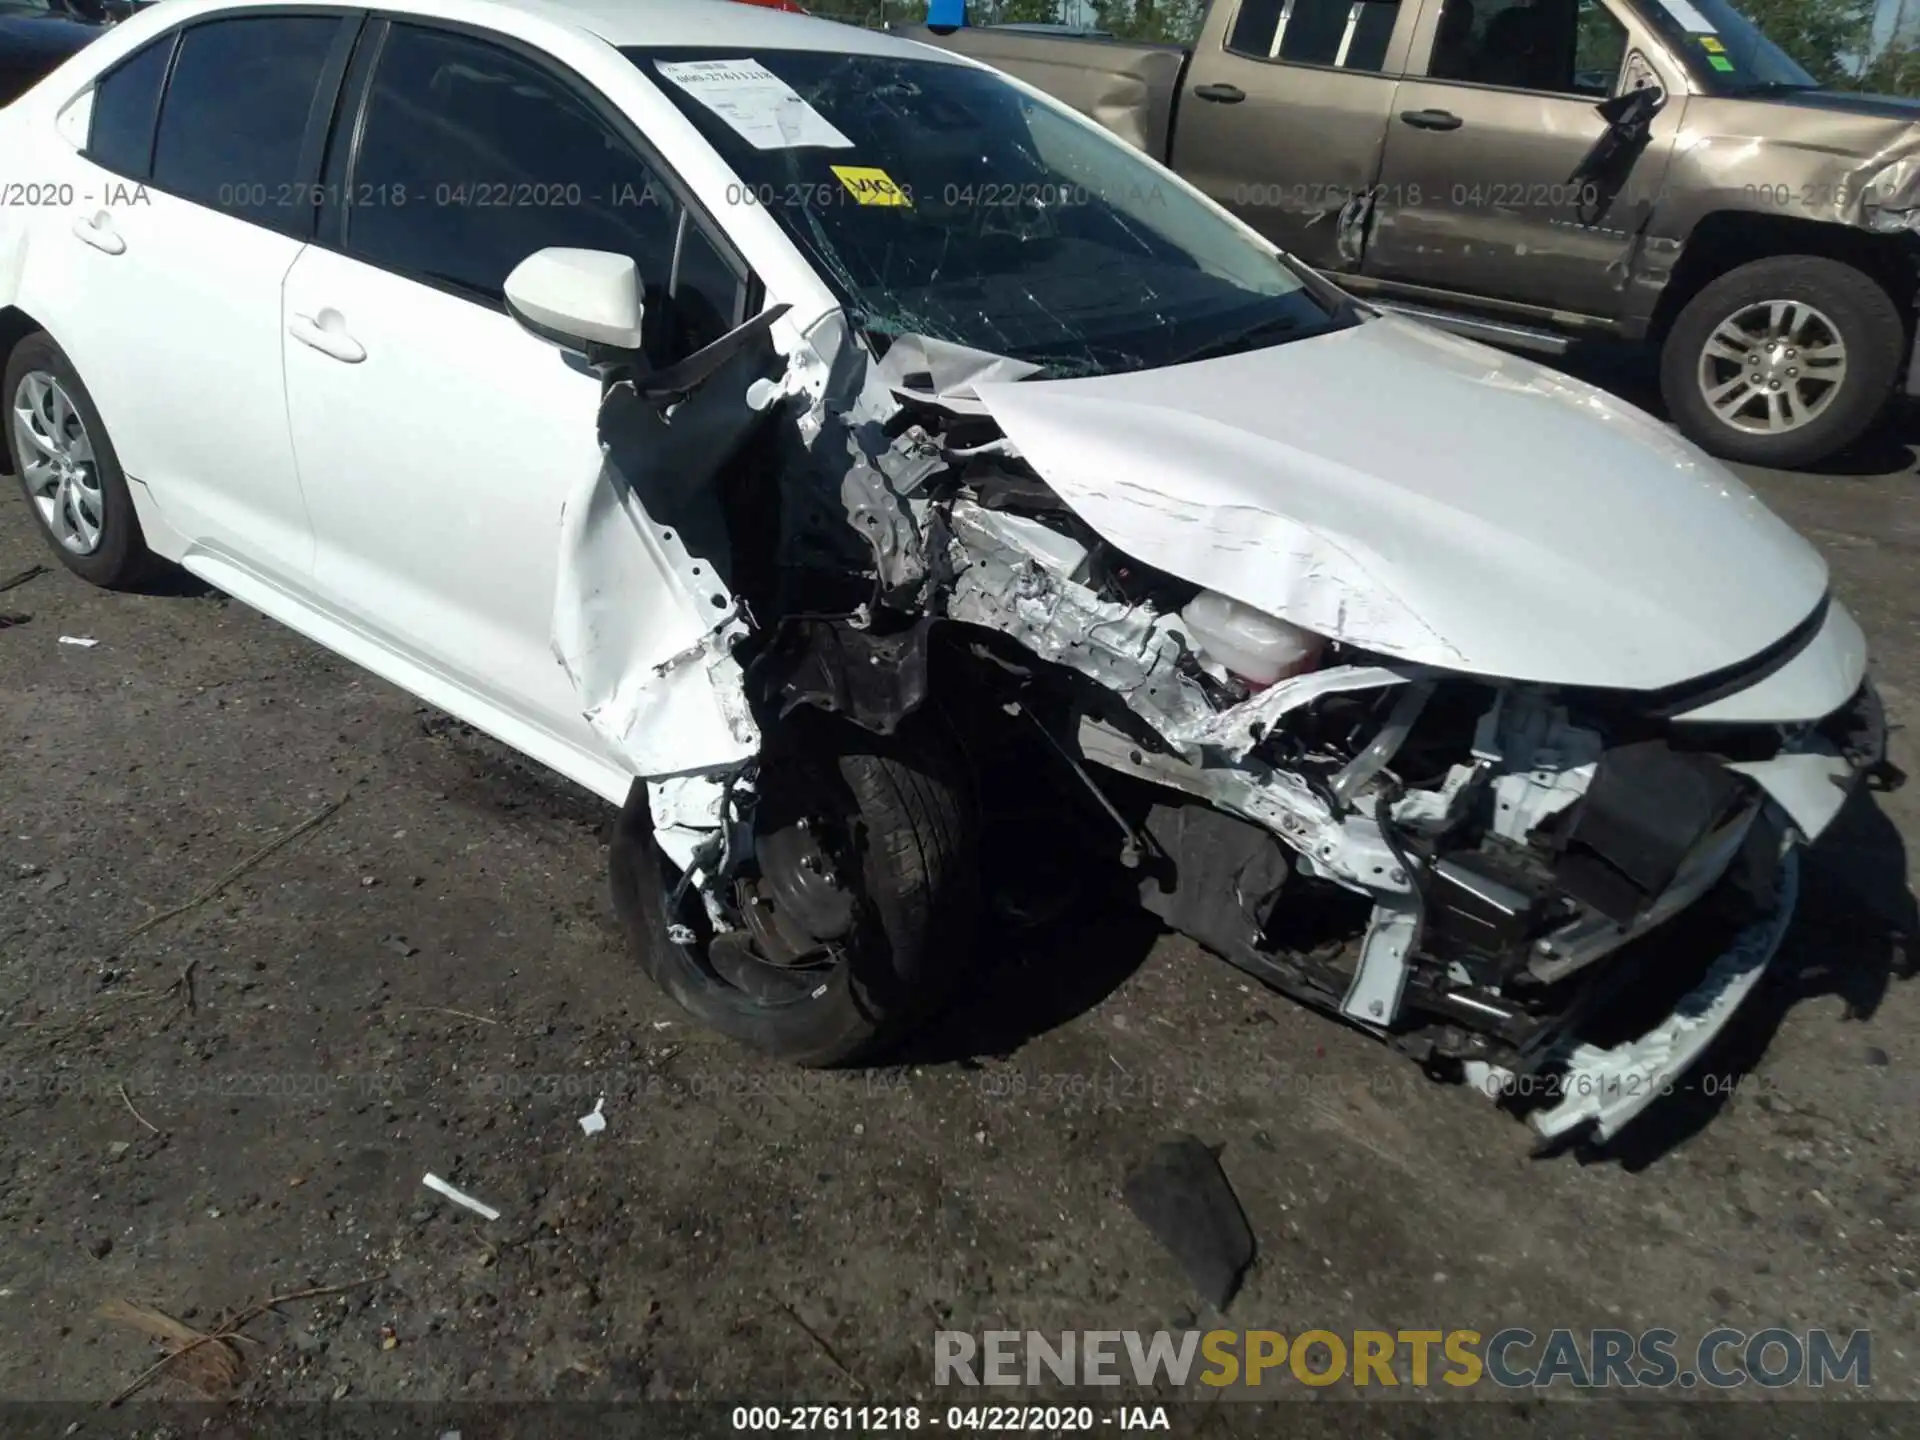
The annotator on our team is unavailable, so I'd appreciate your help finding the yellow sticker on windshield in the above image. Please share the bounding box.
[831,165,912,208]
[1700,35,1726,51]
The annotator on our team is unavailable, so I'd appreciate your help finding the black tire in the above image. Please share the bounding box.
[1660,255,1905,471]
[609,722,979,1067]
[4,331,153,588]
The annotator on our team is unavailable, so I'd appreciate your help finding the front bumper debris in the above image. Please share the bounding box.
[1481,826,1800,1144]
[1724,679,1893,842]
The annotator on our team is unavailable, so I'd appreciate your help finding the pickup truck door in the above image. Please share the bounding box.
[902,26,1188,158]
[1361,0,1682,317]
[1170,0,1418,271]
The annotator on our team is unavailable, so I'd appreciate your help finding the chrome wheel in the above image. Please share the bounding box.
[1697,299,1848,437]
[13,370,104,555]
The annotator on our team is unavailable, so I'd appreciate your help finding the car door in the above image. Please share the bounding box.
[1362,0,1681,316]
[30,12,353,583]
[282,19,751,761]
[1169,0,1417,270]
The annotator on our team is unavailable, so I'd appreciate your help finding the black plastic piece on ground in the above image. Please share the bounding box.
[1122,1135,1256,1312]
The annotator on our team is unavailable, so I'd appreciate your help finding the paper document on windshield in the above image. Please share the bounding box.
[655,59,853,151]
[1654,0,1718,32]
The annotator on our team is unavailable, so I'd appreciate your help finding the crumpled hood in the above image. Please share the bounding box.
[970,316,1829,691]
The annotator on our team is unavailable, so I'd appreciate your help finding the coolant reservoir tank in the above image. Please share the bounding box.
[1178,589,1324,686]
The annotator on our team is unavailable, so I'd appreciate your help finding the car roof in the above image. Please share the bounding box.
[499,0,928,52]
[147,0,949,58]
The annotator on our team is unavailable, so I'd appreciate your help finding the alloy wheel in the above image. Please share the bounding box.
[1696,299,1848,437]
[13,370,104,555]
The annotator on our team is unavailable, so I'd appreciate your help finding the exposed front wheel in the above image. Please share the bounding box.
[609,723,979,1067]
[1660,255,1905,471]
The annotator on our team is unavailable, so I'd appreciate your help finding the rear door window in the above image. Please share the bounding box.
[1227,0,1403,73]
[85,35,174,179]
[150,15,343,235]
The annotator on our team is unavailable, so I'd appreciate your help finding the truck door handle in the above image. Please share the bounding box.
[71,210,125,255]
[1194,83,1246,103]
[289,310,366,364]
[1400,108,1463,131]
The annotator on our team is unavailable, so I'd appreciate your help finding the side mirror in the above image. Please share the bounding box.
[1598,84,1663,128]
[504,247,645,353]
[1567,84,1665,222]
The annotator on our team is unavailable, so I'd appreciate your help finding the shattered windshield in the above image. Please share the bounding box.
[631,48,1344,377]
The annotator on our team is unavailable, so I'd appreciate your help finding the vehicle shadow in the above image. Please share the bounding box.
[137,566,216,599]
[1817,427,1920,480]
[1597,786,1917,1172]
[891,821,1164,1066]
[897,901,1165,1066]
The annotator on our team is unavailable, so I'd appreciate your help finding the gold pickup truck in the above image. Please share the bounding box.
[904,0,1920,470]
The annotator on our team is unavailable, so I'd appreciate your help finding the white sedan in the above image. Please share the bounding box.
[0,0,1889,1142]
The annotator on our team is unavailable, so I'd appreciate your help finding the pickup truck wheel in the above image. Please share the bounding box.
[608,723,979,1067]
[1660,255,1904,471]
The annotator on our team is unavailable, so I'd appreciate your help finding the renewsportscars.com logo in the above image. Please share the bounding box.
[933,1328,1872,1391]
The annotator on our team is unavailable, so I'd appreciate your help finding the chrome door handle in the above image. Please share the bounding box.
[288,310,366,364]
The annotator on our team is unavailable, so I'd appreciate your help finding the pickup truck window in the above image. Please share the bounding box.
[1626,0,1816,93]
[636,46,1350,378]
[1228,0,1400,73]
[1428,0,1623,97]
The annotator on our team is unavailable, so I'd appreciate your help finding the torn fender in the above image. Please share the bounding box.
[552,453,760,777]
[550,306,811,776]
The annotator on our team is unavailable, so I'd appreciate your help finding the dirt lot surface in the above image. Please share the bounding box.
[3,387,1919,1428]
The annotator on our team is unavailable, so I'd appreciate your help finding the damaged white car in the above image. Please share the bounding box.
[2,0,1895,1144]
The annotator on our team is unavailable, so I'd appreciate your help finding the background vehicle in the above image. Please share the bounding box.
[907,0,1920,470]
[0,0,123,105]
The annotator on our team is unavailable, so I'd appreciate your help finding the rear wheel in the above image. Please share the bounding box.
[4,331,154,588]
[1660,254,1904,471]
[609,722,978,1066]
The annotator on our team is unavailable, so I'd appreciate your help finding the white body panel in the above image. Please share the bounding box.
[0,0,1846,738]
[282,244,613,765]
[20,142,314,582]
[1672,599,1868,724]
[974,317,1831,692]
[0,0,851,791]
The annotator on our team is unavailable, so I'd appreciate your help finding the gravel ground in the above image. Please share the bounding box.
[2,391,1918,1426]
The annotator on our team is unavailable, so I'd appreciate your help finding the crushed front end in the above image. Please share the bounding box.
[928,455,1890,1144]
[587,310,1892,1142]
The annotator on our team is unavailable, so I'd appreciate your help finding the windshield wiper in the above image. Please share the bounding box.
[1168,313,1310,367]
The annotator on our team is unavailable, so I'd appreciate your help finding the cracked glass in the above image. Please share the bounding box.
[633,47,1348,378]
